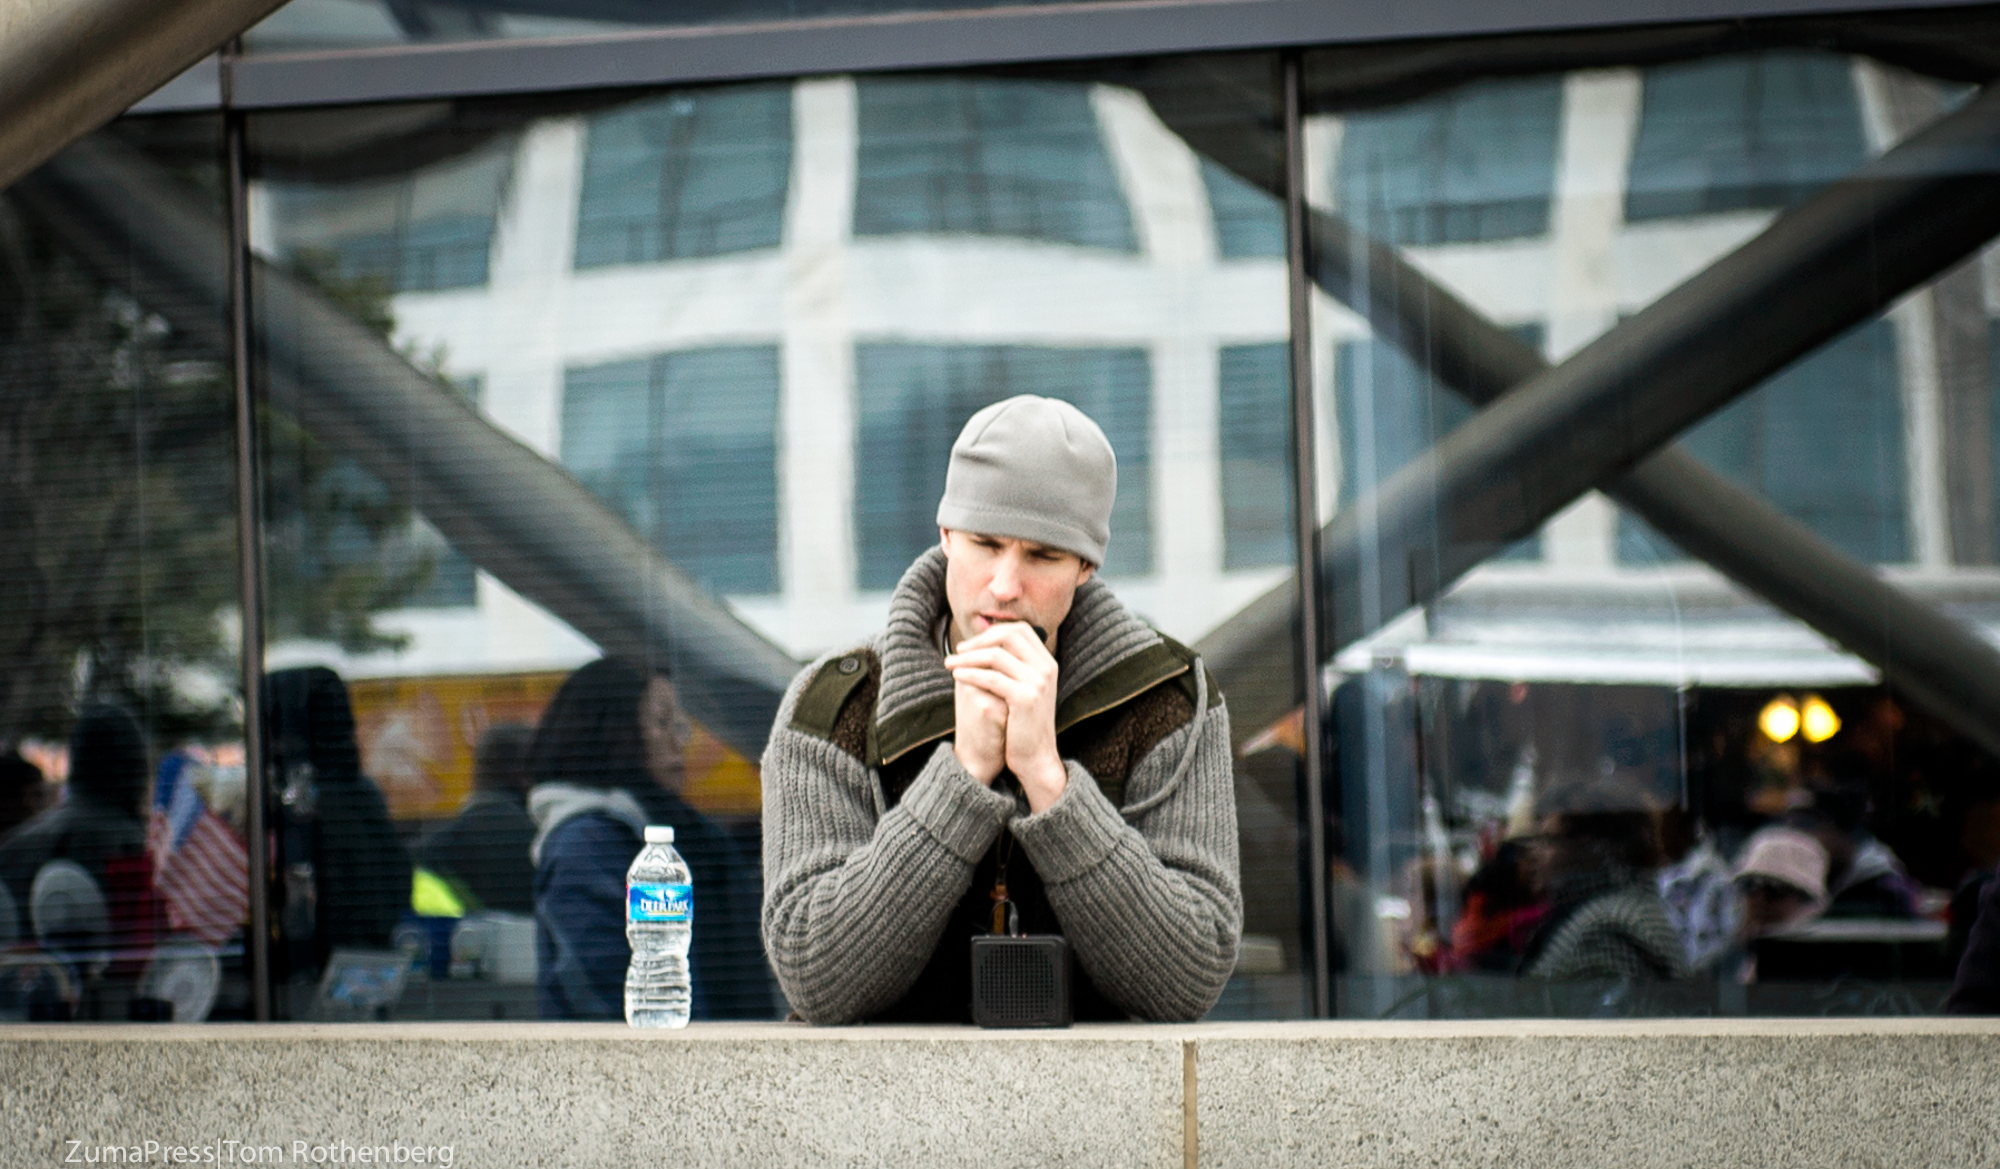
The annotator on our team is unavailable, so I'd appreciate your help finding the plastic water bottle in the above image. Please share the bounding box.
[625,825,693,1028]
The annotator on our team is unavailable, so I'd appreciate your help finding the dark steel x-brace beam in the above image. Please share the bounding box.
[1172,79,2000,759]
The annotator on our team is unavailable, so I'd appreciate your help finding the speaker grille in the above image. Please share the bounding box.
[971,936,1071,1028]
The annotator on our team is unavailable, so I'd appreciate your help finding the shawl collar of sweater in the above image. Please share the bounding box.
[871,546,1182,766]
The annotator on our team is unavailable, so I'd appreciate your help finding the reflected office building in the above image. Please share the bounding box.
[4,0,2000,1021]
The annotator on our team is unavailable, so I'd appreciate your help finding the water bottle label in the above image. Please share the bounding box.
[628,882,693,923]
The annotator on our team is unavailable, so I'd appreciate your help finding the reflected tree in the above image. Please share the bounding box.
[0,202,428,741]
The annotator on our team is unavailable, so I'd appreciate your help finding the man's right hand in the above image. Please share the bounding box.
[953,669,1008,785]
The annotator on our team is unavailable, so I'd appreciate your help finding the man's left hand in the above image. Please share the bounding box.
[945,622,1066,813]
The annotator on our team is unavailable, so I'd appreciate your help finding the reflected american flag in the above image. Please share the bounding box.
[148,754,248,948]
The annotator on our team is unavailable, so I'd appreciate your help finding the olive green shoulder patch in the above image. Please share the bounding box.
[788,650,880,761]
[1156,634,1223,711]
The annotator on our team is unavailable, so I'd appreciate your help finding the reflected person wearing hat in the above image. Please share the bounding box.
[1733,827,1831,939]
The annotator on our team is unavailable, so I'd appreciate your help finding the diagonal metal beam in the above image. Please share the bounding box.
[11,135,801,757]
[1165,81,2000,759]
[0,0,289,194]
[1303,210,2000,763]
[1316,84,2000,655]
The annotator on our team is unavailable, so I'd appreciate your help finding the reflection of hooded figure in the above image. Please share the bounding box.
[1519,777,1687,982]
[527,658,771,1020]
[0,704,150,909]
[264,667,410,979]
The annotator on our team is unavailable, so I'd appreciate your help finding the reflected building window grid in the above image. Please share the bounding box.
[237,56,1979,690]
[1200,159,1286,260]
[562,347,785,597]
[254,73,1296,671]
[1625,52,1869,223]
[574,85,793,268]
[1335,76,1564,248]
[267,140,515,294]
[1217,343,1292,569]
[853,344,1154,586]
[194,38,2000,1023]
[853,77,1139,251]
[1317,53,1925,581]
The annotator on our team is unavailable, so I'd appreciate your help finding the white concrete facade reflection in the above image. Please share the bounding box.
[254,61,2000,695]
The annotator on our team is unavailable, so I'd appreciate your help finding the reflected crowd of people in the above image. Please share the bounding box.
[11,661,2000,1021]
[0,656,775,1022]
[1371,742,1978,999]
[1298,675,2000,1020]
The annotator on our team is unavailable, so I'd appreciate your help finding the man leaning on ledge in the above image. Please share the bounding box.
[760,395,1242,1023]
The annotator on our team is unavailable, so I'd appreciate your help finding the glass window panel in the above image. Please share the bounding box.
[253,92,784,1021]
[575,85,792,268]
[1335,76,1564,247]
[853,344,1152,587]
[1306,33,1993,1019]
[562,347,784,596]
[560,357,655,534]
[853,77,1137,251]
[249,59,1301,1023]
[1625,51,1868,222]
[0,119,251,1022]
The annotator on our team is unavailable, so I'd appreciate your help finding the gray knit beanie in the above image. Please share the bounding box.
[935,395,1117,565]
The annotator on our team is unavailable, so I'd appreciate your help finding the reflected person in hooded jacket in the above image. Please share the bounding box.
[264,666,411,983]
[0,703,150,914]
[528,657,771,1020]
[1518,775,1687,982]
[0,703,170,995]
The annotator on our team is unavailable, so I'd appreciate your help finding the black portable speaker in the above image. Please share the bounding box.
[970,934,1072,1028]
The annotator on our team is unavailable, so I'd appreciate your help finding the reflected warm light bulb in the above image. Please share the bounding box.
[1801,695,1841,743]
[1759,696,1800,743]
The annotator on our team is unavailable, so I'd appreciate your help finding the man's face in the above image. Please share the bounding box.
[940,528,1094,651]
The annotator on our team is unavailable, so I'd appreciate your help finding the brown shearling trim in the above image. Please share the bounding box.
[827,651,881,764]
[1061,679,1196,811]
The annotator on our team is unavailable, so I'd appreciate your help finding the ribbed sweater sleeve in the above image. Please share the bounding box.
[1010,699,1242,1021]
[760,662,1013,1024]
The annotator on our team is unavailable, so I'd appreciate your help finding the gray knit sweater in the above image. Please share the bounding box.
[760,549,1242,1024]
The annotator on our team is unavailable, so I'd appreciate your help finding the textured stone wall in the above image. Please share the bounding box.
[2,1018,1996,1167]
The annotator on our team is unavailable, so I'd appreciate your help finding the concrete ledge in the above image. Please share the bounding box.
[3,1019,1998,1167]
[1196,1019,2000,1168]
